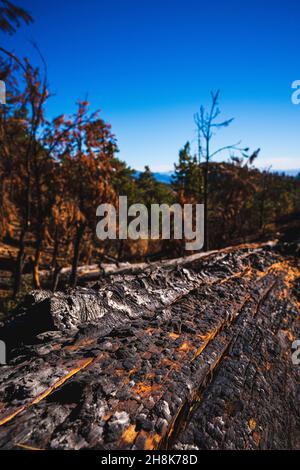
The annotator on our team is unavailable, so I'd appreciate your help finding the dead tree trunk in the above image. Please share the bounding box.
[12,228,26,298]
[69,223,85,288]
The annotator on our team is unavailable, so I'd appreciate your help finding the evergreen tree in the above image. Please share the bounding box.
[172,142,202,203]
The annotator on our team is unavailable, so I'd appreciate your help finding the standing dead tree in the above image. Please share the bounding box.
[0,47,49,297]
[194,90,246,251]
[63,103,118,288]
[0,47,88,294]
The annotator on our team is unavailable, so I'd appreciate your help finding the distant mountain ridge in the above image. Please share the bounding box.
[134,168,299,184]
[278,169,300,177]
[134,170,174,184]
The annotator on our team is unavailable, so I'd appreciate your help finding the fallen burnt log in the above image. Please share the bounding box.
[39,249,221,288]
[0,242,299,450]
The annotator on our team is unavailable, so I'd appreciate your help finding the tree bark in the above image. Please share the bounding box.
[51,263,62,292]
[12,229,26,298]
[51,228,59,268]
[0,241,299,450]
[69,223,85,288]
[32,236,42,289]
[203,159,209,251]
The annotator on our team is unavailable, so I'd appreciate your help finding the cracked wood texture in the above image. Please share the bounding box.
[0,241,299,450]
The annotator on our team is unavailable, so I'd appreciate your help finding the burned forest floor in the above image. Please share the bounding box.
[0,236,299,450]
[1,212,299,313]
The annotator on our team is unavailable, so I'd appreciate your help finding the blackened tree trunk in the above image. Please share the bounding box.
[32,235,43,289]
[51,263,62,292]
[12,228,26,298]
[51,227,59,269]
[69,223,85,288]
[203,159,209,251]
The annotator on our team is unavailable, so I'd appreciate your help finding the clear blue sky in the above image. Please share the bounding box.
[2,0,300,171]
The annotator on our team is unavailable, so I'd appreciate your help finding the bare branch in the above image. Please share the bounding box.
[210,142,244,159]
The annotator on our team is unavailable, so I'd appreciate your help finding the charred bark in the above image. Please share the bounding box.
[0,241,299,450]
[69,223,85,288]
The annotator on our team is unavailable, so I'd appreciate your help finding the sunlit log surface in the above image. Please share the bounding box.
[0,241,299,450]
